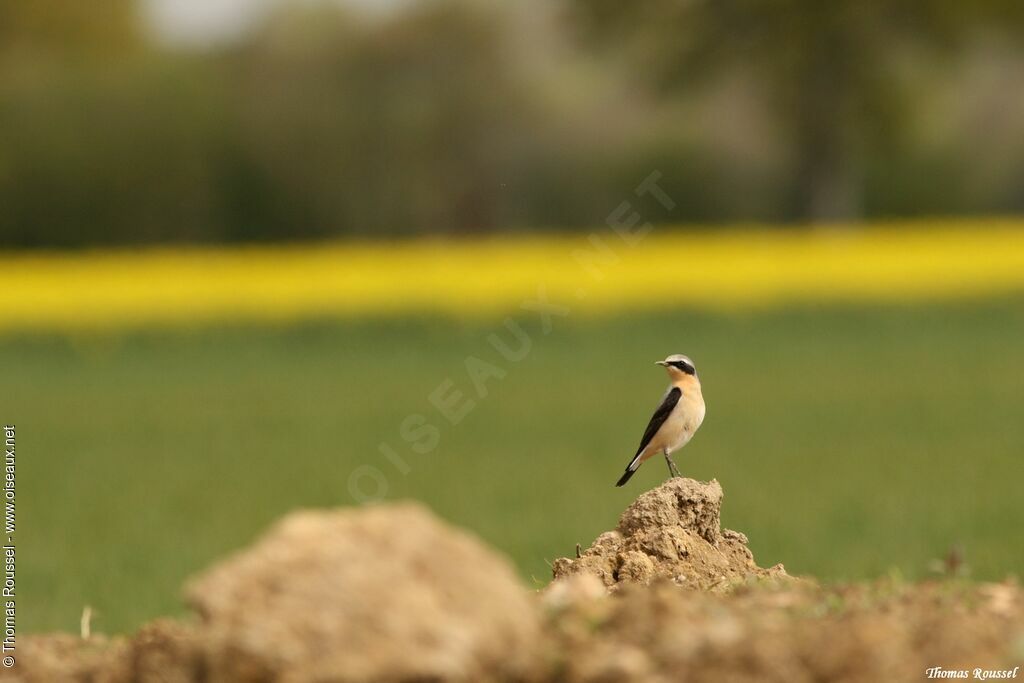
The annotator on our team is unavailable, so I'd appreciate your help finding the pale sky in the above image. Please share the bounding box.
[141,0,412,46]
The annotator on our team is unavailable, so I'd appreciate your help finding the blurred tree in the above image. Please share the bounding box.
[0,0,236,248]
[0,59,230,247]
[572,0,1024,221]
[223,1,555,237]
[0,0,141,59]
[5,0,1024,247]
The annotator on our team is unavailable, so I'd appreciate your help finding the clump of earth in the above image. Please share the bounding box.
[552,477,789,589]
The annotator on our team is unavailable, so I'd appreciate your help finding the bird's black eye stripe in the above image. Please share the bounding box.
[670,361,695,374]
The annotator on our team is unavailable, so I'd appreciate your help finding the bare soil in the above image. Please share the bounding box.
[9,479,1023,683]
[552,477,790,589]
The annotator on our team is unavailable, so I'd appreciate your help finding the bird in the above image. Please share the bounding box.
[615,354,706,487]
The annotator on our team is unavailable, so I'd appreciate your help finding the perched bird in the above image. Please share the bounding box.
[615,354,706,487]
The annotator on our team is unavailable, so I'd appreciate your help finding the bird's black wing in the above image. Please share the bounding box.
[615,386,682,486]
[633,386,681,458]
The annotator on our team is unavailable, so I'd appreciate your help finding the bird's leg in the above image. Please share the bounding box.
[664,453,682,479]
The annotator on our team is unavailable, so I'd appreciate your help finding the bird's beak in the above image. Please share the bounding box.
[655,360,669,366]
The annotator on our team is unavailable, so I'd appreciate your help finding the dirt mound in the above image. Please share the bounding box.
[8,632,129,682]
[12,483,1024,683]
[184,502,539,683]
[541,577,1024,683]
[17,579,1023,683]
[8,619,200,683]
[552,477,788,589]
[129,619,204,683]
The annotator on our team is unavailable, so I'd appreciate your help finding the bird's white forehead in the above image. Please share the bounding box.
[662,353,694,365]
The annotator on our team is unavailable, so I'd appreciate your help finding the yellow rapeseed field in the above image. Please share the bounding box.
[3,221,1024,333]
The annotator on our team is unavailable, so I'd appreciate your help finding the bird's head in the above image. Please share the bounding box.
[655,354,697,378]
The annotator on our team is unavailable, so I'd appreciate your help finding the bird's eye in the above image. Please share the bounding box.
[671,361,694,374]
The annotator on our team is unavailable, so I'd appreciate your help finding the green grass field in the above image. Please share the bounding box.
[7,298,1024,634]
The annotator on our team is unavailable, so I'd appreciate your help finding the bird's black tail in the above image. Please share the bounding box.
[615,467,637,487]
